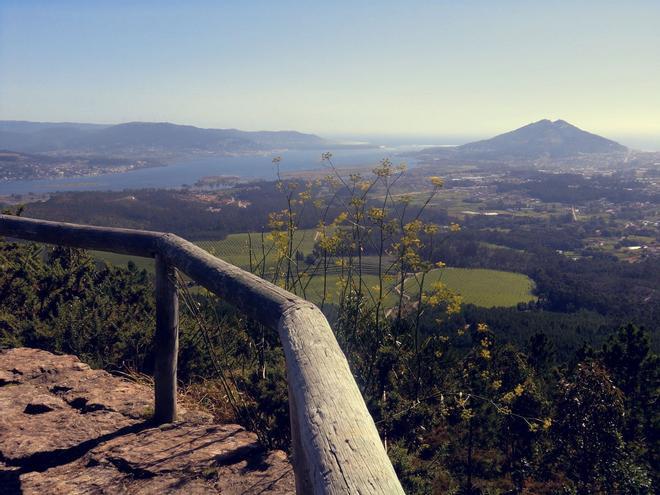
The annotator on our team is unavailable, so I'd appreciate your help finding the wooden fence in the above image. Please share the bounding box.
[0,214,404,494]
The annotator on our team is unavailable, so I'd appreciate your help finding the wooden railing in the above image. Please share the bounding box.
[0,214,404,494]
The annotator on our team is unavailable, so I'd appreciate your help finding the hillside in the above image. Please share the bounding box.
[0,120,327,155]
[80,122,327,153]
[421,119,627,160]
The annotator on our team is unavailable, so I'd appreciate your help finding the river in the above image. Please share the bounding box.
[0,145,434,195]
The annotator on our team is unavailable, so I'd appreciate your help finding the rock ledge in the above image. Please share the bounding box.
[0,347,293,494]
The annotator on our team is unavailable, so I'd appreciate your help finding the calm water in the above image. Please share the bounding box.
[0,146,426,195]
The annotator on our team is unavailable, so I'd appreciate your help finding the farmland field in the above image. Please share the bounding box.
[293,267,535,308]
[293,273,388,306]
[195,229,318,269]
[92,233,536,308]
[404,268,536,308]
[91,229,320,273]
[90,250,154,272]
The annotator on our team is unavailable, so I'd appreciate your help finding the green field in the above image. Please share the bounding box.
[90,250,154,272]
[92,233,536,308]
[195,229,318,269]
[91,229,320,273]
[405,268,536,308]
[294,267,535,308]
[293,273,387,306]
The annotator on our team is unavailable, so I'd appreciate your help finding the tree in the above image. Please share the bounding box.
[554,361,651,494]
[602,325,659,486]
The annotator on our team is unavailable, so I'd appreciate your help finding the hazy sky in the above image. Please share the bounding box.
[1,0,659,139]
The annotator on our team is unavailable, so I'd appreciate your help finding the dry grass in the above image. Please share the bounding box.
[115,367,239,423]
[178,378,241,424]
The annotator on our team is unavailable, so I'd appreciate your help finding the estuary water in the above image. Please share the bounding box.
[0,146,428,196]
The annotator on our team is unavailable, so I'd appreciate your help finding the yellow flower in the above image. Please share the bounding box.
[429,176,444,187]
[479,348,491,360]
[449,222,461,232]
[477,322,489,333]
[460,408,474,421]
[435,261,446,268]
[403,219,423,234]
[426,295,439,306]
[542,418,552,430]
[514,384,524,397]
[447,295,462,315]
[373,159,393,177]
[368,207,385,221]
[333,212,348,225]
[349,197,364,208]
[424,223,439,234]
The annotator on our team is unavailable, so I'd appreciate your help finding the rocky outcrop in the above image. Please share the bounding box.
[0,348,294,494]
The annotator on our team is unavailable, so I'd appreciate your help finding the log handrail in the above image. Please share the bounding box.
[0,214,404,494]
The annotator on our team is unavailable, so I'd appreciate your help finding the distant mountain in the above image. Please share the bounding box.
[0,121,328,155]
[421,119,627,160]
[0,121,108,134]
[0,121,108,153]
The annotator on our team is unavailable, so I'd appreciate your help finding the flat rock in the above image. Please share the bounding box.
[0,348,294,494]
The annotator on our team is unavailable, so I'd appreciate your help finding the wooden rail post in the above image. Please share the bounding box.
[0,215,406,491]
[153,254,179,423]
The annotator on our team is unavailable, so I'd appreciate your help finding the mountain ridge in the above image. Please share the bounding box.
[0,120,328,154]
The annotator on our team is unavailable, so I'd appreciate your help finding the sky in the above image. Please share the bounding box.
[1,0,659,142]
